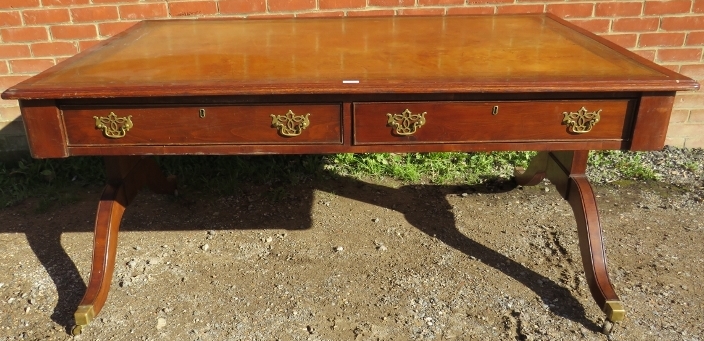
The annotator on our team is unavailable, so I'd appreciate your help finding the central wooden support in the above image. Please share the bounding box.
[515,151,625,323]
[71,156,176,335]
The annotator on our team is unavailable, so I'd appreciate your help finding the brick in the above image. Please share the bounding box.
[98,21,138,37]
[247,13,295,18]
[119,3,168,20]
[9,59,54,74]
[662,64,680,72]
[686,31,704,45]
[296,11,345,17]
[1,27,48,43]
[634,49,657,61]
[546,3,594,18]
[268,0,316,12]
[0,11,22,27]
[603,34,638,48]
[30,41,77,57]
[347,9,397,16]
[418,0,464,5]
[684,137,704,148]
[368,0,415,6]
[168,1,218,17]
[644,0,693,15]
[568,19,611,33]
[51,24,97,40]
[695,0,704,12]
[664,137,685,147]
[0,105,21,122]
[0,45,31,58]
[23,8,71,25]
[496,5,545,14]
[669,109,690,123]
[398,8,447,15]
[661,16,704,31]
[78,40,101,51]
[446,6,496,15]
[319,0,366,9]
[667,123,704,136]
[612,17,660,32]
[680,64,704,78]
[690,109,704,122]
[0,76,30,92]
[639,32,686,47]
[673,93,704,108]
[466,0,513,3]
[42,0,90,5]
[656,48,703,62]
[219,0,266,14]
[0,121,25,136]
[92,0,140,3]
[0,62,7,74]
[71,6,119,22]
[594,2,643,17]
[0,0,39,9]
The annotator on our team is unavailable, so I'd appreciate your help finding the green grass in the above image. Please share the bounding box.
[0,150,662,209]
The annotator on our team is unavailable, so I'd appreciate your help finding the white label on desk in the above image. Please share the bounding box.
[343,80,360,84]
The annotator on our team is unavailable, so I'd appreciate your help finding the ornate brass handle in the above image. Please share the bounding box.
[270,110,310,137]
[562,107,601,134]
[93,112,133,139]
[387,109,426,136]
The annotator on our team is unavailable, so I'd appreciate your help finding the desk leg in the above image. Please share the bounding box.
[515,151,625,324]
[71,156,176,335]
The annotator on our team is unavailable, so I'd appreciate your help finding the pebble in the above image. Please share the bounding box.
[334,246,344,252]
[376,244,387,251]
[461,193,468,197]
[127,260,137,268]
[0,282,4,288]
[156,318,167,330]
[207,230,216,236]
[147,258,160,265]
[372,218,380,223]
[201,244,210,251]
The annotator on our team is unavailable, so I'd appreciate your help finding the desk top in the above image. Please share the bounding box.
[2,14,698,100]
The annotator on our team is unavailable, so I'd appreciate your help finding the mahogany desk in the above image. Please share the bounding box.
[2,15,698,335]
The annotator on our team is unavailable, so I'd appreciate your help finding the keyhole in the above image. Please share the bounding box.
[199,109,206,118]
[492,106,499,115]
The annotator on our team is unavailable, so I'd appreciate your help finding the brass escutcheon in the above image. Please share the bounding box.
[387,109,427,136]
[562,106,601,134]
[94,112,133,138]
[271,110,310,137]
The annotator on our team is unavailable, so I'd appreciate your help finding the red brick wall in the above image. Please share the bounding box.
[1,0,703,152]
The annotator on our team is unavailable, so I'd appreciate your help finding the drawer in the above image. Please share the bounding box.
[62,104,342,145]
[353,100,635,144]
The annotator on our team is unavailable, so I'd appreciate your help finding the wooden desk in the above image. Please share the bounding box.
[2,14,698,335]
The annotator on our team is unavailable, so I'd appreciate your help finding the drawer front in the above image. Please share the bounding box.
[62,104,342,145]
[353,100,634,144]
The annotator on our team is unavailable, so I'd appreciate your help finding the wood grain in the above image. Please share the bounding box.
[2,15,697,99]
[62,104,342,146]
[353,100,634,145]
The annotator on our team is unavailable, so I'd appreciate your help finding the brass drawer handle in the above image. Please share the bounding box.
[563,107,601,134]
[93,112,133,139]
[271,110,310,137]
[387,109,426,136]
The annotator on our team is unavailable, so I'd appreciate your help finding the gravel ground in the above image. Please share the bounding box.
[0,148,702,340]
